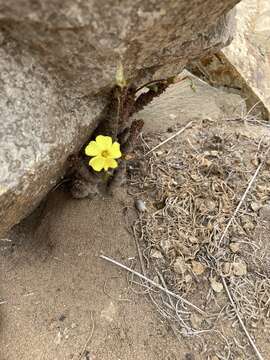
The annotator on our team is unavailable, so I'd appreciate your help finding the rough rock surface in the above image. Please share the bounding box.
[223,0,270,119]
[190,0,270,120]
[0,0,240,236]
[134,70,245,133]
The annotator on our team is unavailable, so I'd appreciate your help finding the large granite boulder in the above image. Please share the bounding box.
[189,0,270,120]
[0,0,240,237]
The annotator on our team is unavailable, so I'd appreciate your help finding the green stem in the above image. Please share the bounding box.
[102,171,111,183]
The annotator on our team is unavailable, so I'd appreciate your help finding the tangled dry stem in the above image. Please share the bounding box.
[127,118,270,358]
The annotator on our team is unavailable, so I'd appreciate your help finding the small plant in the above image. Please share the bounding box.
[68,64,175,198]
[85,135,122,172]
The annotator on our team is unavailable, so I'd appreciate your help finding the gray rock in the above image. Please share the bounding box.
[189,0,270,120]
[134,70,245,133]
[223,0,270,120]
[0,0,239,236]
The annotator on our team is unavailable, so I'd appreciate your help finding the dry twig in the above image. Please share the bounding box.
[100,254,206,315]
[78,311,95,360]
[221,276,264,360]
[144,121,193,156]
[219,146,269,246]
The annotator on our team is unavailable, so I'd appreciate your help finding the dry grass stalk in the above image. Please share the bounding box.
[100,254,206,315]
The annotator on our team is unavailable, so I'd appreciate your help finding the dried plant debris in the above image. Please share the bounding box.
[128,119,270,359]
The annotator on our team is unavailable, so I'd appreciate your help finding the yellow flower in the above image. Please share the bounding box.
[85,135,122,172]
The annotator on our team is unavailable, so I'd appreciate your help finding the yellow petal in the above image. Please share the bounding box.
[95,135,112,150]
[89,156,105,172]
[85,141,101,156]
[104,158,118,171]
[110,142,122,159]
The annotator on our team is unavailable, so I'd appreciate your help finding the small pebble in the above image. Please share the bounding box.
[232,260,247,276]
[259,204,270,220]
[59,314,66,322]
[169,113,177,120]
[150,249,163,259]
[229,242,240,253]
[173,257,187,275]
[167,126,174,133]
[135,199,147,213]
[250,201,261,212]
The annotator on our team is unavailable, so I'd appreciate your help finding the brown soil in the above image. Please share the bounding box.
[1,189,192,360]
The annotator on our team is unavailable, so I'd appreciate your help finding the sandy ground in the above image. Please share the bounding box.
[1,77,269,360]
[1,190,190,360]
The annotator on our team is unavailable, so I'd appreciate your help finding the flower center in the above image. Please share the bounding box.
[101,150,110,158]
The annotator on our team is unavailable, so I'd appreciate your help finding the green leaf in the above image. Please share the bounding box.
[115,62,126,88]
